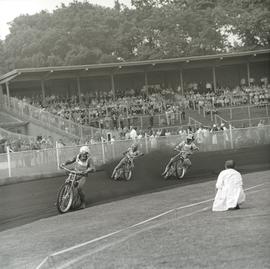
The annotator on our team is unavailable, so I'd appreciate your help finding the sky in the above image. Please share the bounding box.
[0,0,132,39]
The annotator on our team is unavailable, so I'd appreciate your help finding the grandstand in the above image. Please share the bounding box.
[0,49,269,176]
[0,49,269,138]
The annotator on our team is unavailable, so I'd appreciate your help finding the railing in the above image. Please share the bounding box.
[228,117,270,128]
[90,111,186,130]
[2,95,108,141]
[214,113,270,128]
[3,95,189,138]
[1,125,269,179]
[151,123,198,136]
[193,92,270,110]
[203,104,270,123]
[0,126,36,144]
[188,117,204,129]
[214,114,229,126]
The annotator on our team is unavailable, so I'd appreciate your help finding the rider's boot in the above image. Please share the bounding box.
[180,167,187,178]
[111,169,116,179]
[162,170,166,176]
[162,167,169,177]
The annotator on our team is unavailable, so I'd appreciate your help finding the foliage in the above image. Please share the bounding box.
[0,0,269,74]
[222,0,270,49]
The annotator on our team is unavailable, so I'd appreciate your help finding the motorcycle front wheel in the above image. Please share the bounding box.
[56,183,74,213]
[113,169,122,180]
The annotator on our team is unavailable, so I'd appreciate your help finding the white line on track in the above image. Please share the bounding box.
[35,183,265,269]
[57,206,211,269]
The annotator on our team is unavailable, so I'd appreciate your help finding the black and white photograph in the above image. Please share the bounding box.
[0,0,269,268]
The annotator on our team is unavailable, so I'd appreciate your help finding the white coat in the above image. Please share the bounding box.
[212,168,246,211]
[130,129,137,140]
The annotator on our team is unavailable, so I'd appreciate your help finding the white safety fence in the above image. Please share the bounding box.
[0,125,269,180]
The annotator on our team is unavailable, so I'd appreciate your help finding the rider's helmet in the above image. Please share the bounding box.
[131,142,139,152]
[186,134,194,143]
[80,146,90,156]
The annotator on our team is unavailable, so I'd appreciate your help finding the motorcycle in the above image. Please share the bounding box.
[56,166,85,213]
[163,150,190,180]
[112,153,143,181]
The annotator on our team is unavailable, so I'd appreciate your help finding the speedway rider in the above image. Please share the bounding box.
[60,145,95,209]
[111,142,143,179]
[162,134,199,178]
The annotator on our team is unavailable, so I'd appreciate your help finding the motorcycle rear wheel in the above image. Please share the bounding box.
[56,183,74,214]
[71,187,82,209]
[123,164,132,180]
[175,159,185,179]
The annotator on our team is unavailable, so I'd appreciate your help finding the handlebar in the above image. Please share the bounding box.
[60,165,85,176]
[124,152,144,158]
[174,147,199,153]
[174,148,183,153]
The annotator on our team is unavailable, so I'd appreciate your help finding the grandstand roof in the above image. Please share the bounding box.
[0,49,269,84]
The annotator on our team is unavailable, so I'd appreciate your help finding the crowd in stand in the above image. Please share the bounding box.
[17,83,270,131]
[1,81,267,153]
[185,84,270,114]
[21,90,184,129]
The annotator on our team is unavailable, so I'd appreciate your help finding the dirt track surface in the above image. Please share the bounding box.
[0,145,269,233]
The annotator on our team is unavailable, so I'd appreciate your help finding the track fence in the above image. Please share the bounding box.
[0,125,269,180]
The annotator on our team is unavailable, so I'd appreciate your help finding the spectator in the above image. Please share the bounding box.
[112,113,118,129]
[211,124,218,147]
[130,126,138,140]
[0,138,7,153]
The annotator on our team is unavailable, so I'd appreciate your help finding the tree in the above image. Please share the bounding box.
[0,40,6,75]
[0,0,269,73]
[222,0,270,49]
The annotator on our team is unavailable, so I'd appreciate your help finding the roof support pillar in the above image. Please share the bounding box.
[6,82,10,107]
[179,69,184,96]
[247,62,250,86]
[76,77,82,103]
[41,80,46,103]
[111,74,115,100]
[144,71,148,96]
[212,66,217,92]
[0,85,3,108]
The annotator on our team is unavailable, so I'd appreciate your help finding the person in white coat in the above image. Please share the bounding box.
[212,160,246,211]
